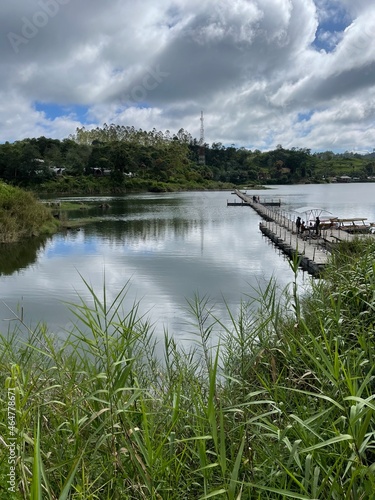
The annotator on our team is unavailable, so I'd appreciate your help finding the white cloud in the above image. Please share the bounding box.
[0,0,374,152]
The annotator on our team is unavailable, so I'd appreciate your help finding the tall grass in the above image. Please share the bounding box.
[1,241,375,498]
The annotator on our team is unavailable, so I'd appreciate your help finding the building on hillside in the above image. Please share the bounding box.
[336,175,352,183]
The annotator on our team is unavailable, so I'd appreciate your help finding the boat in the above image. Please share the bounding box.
[333,218,373,234]
[294,207,375,234]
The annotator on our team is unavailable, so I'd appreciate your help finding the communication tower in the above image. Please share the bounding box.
[198,111,205,165]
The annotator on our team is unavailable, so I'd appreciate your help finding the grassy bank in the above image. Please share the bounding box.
[32,175,239,195]
[0,242,375,499]
[0,182,59,243]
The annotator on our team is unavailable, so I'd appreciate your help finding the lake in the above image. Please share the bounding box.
[1,184,374,347]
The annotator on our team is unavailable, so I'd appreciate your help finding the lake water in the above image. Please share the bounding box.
[1,184,374,347]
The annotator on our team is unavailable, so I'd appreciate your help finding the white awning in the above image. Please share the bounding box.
[294,207,334,221]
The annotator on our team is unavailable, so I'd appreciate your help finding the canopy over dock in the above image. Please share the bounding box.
[294,206,334,221]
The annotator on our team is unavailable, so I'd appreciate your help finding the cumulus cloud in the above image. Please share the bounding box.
[0,0,374,152]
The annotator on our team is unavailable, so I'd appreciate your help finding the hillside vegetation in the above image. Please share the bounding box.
[0,182,58,243]
[0,124,374,193]
[0,241,374,498]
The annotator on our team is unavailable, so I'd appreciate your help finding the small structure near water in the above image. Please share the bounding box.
[229,189,375,277]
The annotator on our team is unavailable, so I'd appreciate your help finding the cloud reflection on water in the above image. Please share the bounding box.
[0,191,309,347]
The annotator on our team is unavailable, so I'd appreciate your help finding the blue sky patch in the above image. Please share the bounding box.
[297,111,314,122]
[313,2,352,52]
[35,102,90,123]
[46,235,98,258]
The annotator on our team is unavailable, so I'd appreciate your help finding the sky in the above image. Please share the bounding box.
[1,0,375,153]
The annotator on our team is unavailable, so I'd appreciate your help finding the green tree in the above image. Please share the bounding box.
[65,145,91,176]
[17,143,46,184]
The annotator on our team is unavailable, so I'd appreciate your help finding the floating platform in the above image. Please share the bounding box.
[263,201,281,206]
[259,221,327,276]
[227,200,248,206]
[228,190,374,277]
[227,197,280,207]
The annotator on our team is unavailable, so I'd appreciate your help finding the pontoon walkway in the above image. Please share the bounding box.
[230,190,370,276]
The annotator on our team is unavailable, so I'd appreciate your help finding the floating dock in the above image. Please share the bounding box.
[227,200,248,206]
[229,190,371,277]
[259,220,328,276]
[227,196,281,207]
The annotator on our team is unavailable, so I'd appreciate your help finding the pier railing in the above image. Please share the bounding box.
[229,189,361,276]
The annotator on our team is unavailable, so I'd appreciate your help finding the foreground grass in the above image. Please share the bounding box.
[0,182,58,243]
[0,243,375,499]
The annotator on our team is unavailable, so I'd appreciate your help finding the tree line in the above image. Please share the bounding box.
[0,123,374,188]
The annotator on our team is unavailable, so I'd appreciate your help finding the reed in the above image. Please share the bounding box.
[0,241,374,499]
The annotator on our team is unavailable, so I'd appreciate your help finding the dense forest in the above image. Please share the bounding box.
[0,123,374,192]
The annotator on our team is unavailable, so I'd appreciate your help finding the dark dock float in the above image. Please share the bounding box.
[263,201,281,206]
[227,200,248,206]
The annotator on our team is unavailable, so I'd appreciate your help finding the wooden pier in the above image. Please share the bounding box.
[227,195,281,207]
[229,190,370,277]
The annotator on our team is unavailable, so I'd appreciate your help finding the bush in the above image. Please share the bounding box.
[0,182,58,243]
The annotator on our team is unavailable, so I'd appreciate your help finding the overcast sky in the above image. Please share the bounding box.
[1,0,375,152]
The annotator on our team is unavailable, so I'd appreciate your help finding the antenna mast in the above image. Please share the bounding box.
[198,110,205,165]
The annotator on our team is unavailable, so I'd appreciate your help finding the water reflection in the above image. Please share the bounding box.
[81,217,205,244]
[0,237,50,276]
[0,190,315,345]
